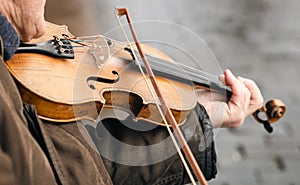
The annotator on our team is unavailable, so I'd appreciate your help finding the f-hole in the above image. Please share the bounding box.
[87,70,119,90]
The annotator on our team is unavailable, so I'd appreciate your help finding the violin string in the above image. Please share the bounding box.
[137,55,222,84]
[68,35,225,92]
[114,11,197,185]
[110,38,222,85]
[111,38,219,78]
[69,35,221,84]
[144,56,221,85]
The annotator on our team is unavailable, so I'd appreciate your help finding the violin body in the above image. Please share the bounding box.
[6,22,196,124]
[6,21,286,131]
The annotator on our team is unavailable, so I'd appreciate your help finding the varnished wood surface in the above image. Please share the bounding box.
[6,22,197,124]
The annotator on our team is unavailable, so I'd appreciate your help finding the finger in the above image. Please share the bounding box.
[238,77,264,115]
[238,77,263,103]
[224,69,250,108]
[221,69,251,127]
[223,69,239,88]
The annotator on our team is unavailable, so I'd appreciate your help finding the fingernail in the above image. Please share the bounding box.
[219,74,225,84]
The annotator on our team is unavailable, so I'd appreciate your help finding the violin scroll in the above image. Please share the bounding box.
[253,99,286,133]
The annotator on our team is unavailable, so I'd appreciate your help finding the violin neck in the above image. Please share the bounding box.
[137,52,232,99]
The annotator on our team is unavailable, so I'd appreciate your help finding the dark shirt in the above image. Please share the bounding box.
[0,13,20,60]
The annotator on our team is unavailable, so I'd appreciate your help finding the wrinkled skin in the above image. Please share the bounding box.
[197,69,263,128]
[0,0,46,41]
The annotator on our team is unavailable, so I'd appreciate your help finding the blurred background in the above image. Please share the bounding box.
[45,0,299,185]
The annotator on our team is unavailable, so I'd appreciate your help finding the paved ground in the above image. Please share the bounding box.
[45,0,300,184]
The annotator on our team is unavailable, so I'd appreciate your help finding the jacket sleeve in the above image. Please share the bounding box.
[0,13,20,61]
[182,103,217,183]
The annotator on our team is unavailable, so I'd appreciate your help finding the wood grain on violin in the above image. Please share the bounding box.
[7,22,198,124]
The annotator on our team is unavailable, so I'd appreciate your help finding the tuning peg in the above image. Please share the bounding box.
[252,99,286,133]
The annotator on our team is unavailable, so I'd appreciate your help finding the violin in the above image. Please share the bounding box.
[6,21,285,131]
[7,22,196,124]
[6,8,286,184]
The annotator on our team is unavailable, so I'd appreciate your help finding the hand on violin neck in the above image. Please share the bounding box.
[197,69,264,128]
